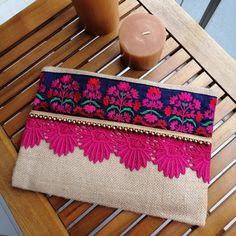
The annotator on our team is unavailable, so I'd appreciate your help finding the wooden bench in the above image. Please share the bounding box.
[0,0,236,235]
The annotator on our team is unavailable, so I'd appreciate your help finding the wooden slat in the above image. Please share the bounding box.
[80,40,121,72]
[166,59,202,85]
[208,165,236,208]
[3,103,32,136]
[214,97,235,124]
[210,83,225,99]
[0,33,93,109]
[0,83,38,124]
[189,72,213,88]
[69,206,116,236]
[0,128,68,236]
[224,223,236,236]
[0,0,71,54]
[0,6,77,71]
[213,113,236,150]
[97,211,140,236]
[142,48,190,82]
[0,16,82,90]
[11,130,22,150]
[127,216,165,235]
[58,201,91,227]
[191,193,236,236]
[48,196,68,211]
[139,0,236,101]
[211,138,236,179]
[156,221,190,236]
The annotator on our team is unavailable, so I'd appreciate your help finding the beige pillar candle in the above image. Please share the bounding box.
[72,0,119,35]
[119,13,166,70]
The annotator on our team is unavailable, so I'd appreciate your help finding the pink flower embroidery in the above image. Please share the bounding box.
[164,106,172,117]
[21,118,45,148]
[199,97,217,136]
[168,92,201,134]
[141,87,163,124]
[81,78,102,115]
[209,98,217,110]
[117,82,130,92]
[115,132,152,171]
[33,98,40,106]
[152,137,190,178]
[196,127,209,136]
[144,113,158,123]
[146,87,161,100]
[79,126,114,163]
[52,79,60,88]
[47,75,80,114]
[61,75,72,84]
[87,78,100,90]
[185,143,211,183]
[157,119,167,129]
[45,121,79,156]
[38,84,46,93]
[84,104,96,113]
[105,82,139,123]
[170,121,194,133]
[108,86,116,95]
[179,92,193,102]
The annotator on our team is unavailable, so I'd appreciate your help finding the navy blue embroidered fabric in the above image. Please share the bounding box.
[33,71,217,137]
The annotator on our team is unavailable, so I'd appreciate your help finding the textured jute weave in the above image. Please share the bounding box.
[12,141,208,226]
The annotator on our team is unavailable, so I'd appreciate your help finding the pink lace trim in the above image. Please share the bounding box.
[21,117,211,183]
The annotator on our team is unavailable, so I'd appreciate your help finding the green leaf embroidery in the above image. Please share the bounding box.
[169,115,182,123]
[36,94,45,100]
[152,110,162,118]
[141,110,162,118]
[81,100,91,106]
[202,121,213,127]
[91,100,101,108]
[80,100,100,108]
[120,107,134,115]
[141,110,151,115]
[62,99,75,107]
[107,105,120,112]
[50,97,61,103]
[182,102,188,107]
[184,118,196,127]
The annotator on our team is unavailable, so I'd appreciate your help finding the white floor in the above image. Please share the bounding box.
[177,0,236,59]
[0,0,34,25]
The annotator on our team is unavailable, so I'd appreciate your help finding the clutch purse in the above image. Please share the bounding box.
[12,66,217,226]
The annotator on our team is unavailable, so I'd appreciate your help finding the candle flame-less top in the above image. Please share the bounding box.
[119,13,166,57]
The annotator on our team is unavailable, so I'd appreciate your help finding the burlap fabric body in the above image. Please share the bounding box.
[13,140,208,226]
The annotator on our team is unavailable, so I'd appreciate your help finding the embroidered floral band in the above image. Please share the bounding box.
[34,67,217,138]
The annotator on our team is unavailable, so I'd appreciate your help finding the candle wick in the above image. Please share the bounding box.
[142,31,151,35]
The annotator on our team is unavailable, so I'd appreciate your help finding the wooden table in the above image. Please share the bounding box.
[0,0,236,235]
